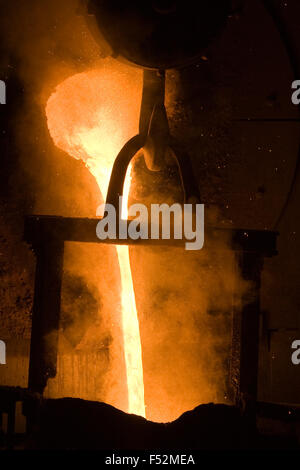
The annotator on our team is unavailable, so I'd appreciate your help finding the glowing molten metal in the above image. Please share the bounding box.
[46,65,145,417]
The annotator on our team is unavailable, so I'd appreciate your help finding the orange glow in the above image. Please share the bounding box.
[46,64,145,417]
[117,164,145,416]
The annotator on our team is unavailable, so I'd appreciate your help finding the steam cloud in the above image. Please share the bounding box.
[0,0,250,422]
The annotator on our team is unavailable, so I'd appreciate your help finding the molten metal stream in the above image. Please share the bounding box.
[95,166,145,417]
[90,162,145,417]
[45,69,145,417]
[117,165,145,417]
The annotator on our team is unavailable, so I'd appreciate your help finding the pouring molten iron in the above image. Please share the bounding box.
[46,65,146,417]
[45,0,229,418]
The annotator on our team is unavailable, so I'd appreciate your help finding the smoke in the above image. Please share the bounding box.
[129,158,250,422]
[133,242,249,423]
[0,0,251,422]
[0,0,131,408]
[60,273,101,348]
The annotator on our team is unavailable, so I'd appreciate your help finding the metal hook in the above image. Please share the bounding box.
[105,69,201,215]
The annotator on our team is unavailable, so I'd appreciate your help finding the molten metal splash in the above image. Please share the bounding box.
[46,66,145,417]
